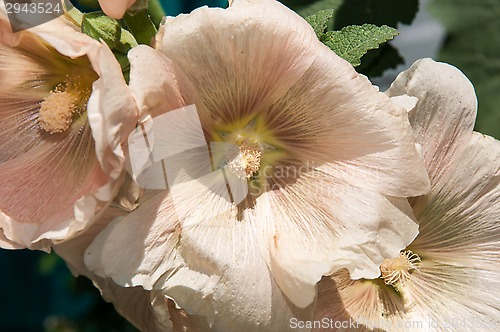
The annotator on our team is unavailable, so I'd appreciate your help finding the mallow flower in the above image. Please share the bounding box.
[0,10,137,250]
[314,59,500,331]
[85,0,430,329]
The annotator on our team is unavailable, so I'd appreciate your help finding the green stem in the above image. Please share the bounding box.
[123,9,157,45]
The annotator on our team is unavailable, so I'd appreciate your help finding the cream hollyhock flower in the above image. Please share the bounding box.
[314,59,500,331]
[98,0,138,19]
[0,12,137,250]
[85,0,430,329]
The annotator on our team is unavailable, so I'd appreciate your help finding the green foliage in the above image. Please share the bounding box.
[428,0,500,138]
[299,0,417,76]
[305,9,335,38]
[82,12,121,49]
[320,24,398,67]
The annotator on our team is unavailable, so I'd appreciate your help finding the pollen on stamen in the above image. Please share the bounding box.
[380,250,421,286]
[38,78,90,134]
[226,138,263,179]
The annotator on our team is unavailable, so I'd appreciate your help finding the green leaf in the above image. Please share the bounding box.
[81,12,121,49]
[321,24,398,67]
[305,9,335,38]
[123,9,157,45]
[429,0,500,139]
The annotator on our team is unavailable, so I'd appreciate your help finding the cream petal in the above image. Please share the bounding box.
[262,170,418,308]
[85,191,183,290]
[0,225,23,249]
[128,45,186,119]
[314,134,500,331]
[156,208,314,332]
[411,132,500,262]
[86,190,313,330]
[402,259,500,330]
[0,5,20,46]
[87,42,137,176]
[387,59,477,185]
[31,16,100,61]
[155,0,318,131]
[269,42,430,197]
[314,270,409,331]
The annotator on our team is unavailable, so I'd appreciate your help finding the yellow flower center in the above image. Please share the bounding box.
[38,76,92,134]
[226,136,263,179]
[380,250,421,286]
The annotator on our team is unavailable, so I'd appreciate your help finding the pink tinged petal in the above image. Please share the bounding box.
[0,7,20,47]
[386,58,477,185]
[31,17,101,60]
[314,271,409,332]
[155,0,318,130]
[262,171,418,308]
[85,192,183,291]
[98,0,138,20]
[128,45,186,119]
[87,42,137,177]
[411,132,500,260]
[313,135,500,331]
[156,210,314,331]
[402,260,500,330]
[271,42,430,197]
[0,124,111,248]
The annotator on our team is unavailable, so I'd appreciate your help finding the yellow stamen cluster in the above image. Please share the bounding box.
[380,250,421,286]
[226,137,263,179]
[38,77,91,134]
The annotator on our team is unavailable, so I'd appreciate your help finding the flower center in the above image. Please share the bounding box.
[38,76,92,134]
[225,136,263,179]
[380,250,421,286]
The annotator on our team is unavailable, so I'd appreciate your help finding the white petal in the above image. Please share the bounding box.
[262,170,418,308]
[87,42,137,177]
[387,58,477,185]
[269,42,430,197]
[85,192,183,290]
[128,45,186,119]
[157,209,314,331]
[156,0,318,131]
[411,132,500,262]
